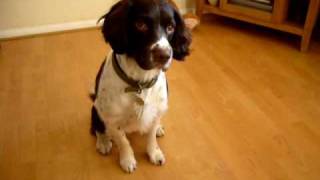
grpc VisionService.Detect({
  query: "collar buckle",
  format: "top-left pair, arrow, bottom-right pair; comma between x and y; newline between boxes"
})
125,86 -> 142,94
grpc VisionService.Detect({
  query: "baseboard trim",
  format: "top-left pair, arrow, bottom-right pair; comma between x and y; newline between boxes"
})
0,8 -> 194,40
0,19 -> 100,40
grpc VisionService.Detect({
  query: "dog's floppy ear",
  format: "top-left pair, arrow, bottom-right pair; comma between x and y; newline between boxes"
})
170,8 -> 192,60
99,0 -> 129,54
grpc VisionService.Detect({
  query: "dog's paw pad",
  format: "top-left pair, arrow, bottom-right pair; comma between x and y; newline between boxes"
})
156,126 -> 165,137
96,137 -> 112,155
120,156 -> 137,173
148,148 -> 165,166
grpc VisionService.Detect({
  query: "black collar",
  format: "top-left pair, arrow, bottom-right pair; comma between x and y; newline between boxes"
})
112,53 -> 158,94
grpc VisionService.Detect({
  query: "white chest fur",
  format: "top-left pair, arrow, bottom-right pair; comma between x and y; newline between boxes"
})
94,52 -> 168,134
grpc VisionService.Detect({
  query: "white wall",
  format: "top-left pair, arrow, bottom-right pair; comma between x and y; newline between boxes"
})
0,0 -> 195,39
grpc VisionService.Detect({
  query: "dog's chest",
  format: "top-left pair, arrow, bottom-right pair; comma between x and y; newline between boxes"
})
97,86 -> 167,133
122,86 -> 168,133
95,59 -> 168,133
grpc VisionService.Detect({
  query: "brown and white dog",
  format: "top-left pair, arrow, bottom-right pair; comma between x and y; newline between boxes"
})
90,0 -> 191,173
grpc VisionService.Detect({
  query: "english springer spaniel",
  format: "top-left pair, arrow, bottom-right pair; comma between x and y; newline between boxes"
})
90,0 -> 191,173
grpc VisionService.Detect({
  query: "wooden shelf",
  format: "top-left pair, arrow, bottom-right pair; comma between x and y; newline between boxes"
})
219,1 -> 273,21
196,0 -> 320,51
202,4 -> 304,35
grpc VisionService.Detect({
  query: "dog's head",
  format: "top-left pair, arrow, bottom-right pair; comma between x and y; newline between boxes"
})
100,0 -> 191,71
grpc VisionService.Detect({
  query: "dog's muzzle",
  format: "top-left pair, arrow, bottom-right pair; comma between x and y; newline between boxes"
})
151,36 -> 172,69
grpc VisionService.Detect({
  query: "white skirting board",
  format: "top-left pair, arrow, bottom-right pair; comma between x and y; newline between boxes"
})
0,19 -> 100,40
0,8 -> 193,40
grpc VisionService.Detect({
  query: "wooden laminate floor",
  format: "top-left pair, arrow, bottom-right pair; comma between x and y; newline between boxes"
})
1,16 -> 320,180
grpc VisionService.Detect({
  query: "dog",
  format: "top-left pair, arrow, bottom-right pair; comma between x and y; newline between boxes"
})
90,0 -> 191,173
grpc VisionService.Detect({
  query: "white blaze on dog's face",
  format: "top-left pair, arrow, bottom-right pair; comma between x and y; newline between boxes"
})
150,36 -> 173,71
101,0 -> 191,71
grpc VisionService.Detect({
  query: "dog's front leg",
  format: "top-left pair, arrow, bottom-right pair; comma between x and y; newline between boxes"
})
109,126 -> 137,173
147,120 -> 165,165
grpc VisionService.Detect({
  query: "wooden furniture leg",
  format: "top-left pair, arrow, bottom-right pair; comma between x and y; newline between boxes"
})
301,0 -> 320,51
196,0 -> 205,17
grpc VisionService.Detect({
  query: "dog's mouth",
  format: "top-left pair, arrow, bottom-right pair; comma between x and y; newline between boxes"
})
156,59 -> 172,71
135,55 -> 172,71
133,46 -> 173,71
152,50 -> 173,71
138,61 -> 170,71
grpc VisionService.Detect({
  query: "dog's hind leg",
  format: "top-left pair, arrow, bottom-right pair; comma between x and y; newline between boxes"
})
91,106 -> 112,155
96,131 -> 112,155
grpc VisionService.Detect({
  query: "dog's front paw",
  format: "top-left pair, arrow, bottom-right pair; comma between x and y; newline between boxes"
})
156,126 -> 165,137
96,134 -> 112,155
148,148 -> 165,166
120,155 -> 137,173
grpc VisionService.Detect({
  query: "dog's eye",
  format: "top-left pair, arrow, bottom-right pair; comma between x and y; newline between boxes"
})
135,20 -> 148,32
166,24 -> 174,34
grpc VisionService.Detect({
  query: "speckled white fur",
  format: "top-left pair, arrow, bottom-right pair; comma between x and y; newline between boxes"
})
94,51 -> 168,173
94,52 -> 168,134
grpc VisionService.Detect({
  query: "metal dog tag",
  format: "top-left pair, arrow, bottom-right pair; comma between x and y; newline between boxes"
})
133,95 -> 144,106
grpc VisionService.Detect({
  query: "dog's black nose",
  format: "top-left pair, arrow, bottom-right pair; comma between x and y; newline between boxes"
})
152,46 -> 171,63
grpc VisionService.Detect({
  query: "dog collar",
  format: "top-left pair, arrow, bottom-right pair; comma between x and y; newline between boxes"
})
112,53 -> 158,94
